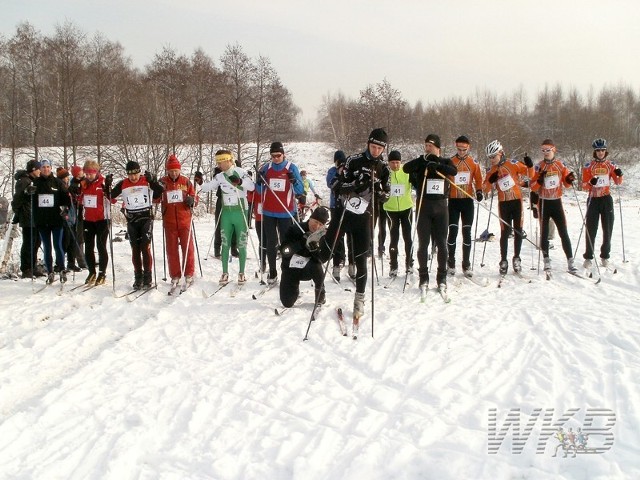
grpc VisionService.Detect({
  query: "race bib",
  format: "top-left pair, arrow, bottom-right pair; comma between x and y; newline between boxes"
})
454,172 -> 470,185
38,194 -> 54,208
345,196 -> 369,214
269,178 -> 286,192
594,175 -> 610,188
223,192 -> 239,206
125,190 -> 150,209
166,190 -> 183,204
290,254 -> 310,269
543,173 -> 560,189
83,194 -> 98,208
426,179 -> 444,195
390,183 -> 405,197
497,175 -> 516,192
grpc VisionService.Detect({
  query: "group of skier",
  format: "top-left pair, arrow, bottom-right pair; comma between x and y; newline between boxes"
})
11,133 -> 623,324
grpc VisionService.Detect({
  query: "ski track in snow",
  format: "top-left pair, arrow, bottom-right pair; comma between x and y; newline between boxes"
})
1,146 -> 639,479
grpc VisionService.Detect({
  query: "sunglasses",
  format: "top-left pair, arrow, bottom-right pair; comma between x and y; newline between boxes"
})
595,148 -> 607,152
270,153 -> 283,159
541,148 -> 553,153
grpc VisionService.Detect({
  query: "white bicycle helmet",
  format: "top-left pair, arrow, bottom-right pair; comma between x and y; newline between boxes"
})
486,140 -> 503,158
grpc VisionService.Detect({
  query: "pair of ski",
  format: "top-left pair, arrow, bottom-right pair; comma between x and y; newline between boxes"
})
497,271 -> 532,288
33,278 -> 66,295
113,285 -> 156,301
203,280 -> 247,298
545,269 -> 601,284
420,284 -> 451,304
168,280 -> 195,297
251,281 -> 277,300
336,307 -> 360,339
275,302 -> 323,322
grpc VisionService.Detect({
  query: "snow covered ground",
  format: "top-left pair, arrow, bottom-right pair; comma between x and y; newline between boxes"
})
0,143 -> 639,480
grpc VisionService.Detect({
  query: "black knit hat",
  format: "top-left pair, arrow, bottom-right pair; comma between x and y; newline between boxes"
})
270,142 -> 285,154
126,161 -> 141,174
368,128 -> 388,147
334,150 -> 346,165
425,134 -> 441,149
388,150 -> 402,161
26,160 -> 42,173
455,135 -> 470,144
309,206 -> 330,224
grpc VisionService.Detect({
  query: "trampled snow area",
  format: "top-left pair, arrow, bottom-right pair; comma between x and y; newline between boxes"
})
1,143 -> 639,480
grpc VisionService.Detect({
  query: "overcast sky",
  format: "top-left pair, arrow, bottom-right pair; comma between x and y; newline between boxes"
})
3,0 -> 639,123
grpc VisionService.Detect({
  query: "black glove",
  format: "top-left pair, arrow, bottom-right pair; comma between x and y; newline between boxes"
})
425,161 -> 438,174
521,180 -> 529,189
523,155 -> 533,168
475,190 -> 483,202
315,194 -> 321,201
185,196 -> 195,208
487,171 -> 499,184
377,190 -> 390,203
296,194 -> 307,205
287,171 -> 297,184
532,206 -> 539,219
590,177 -> 598,186
26,185 -> 37,195
194,171 -> 203,186
144,171 -> 155,183
537,171 -> 547,185
566,172 -> 575,184
60,206 -> 69,218
104,174 -> 113,188
228,173 -> 242,186
614,168 -> 623,177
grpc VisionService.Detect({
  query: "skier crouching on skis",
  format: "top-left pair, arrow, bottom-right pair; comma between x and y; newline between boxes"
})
105,161 -> 164,290
279,206 -> 331,308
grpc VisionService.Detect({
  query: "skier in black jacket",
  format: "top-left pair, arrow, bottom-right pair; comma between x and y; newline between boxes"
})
320,128 -> 391,322
31,159 -> 71,283
279,206 -> 330,308
403,134 -> 458,290
12,160 -> 45,278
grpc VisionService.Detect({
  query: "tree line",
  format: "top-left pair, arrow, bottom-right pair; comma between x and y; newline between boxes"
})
318,79 -> 640,175
0,21 -> 300,183
2,21 -> 638,189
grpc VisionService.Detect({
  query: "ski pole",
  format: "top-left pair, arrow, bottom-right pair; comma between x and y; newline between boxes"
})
616,183 -> 627,263
107,205 -> 117,296
480,193 -> 493,267
471,200 -> 480,271
161,222 -> 167,281
303,205 -> 347,341
191,219 -> 203,276
402,166 -> 428,293
571,185 -> 601,279
205,205 -> 223,260
254,166 -> 305,234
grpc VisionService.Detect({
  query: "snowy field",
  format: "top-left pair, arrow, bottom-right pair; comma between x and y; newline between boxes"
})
1,143 -> 639,480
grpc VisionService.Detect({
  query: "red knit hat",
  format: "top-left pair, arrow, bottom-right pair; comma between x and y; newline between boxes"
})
166,154 -> 181,170
71,165 -> 83,178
